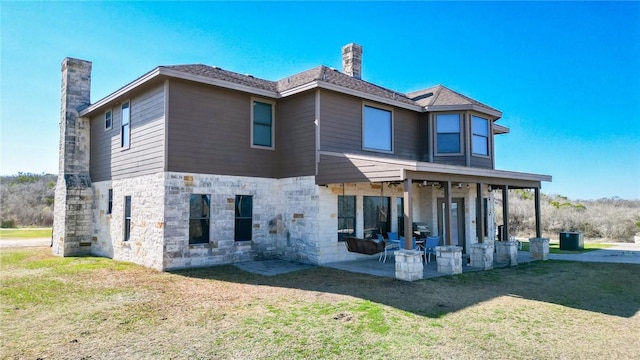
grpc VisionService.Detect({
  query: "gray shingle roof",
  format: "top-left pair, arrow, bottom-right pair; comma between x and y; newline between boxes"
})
162,64 -> 278,92
161,64 -> 497,113
407,85 -> 500,113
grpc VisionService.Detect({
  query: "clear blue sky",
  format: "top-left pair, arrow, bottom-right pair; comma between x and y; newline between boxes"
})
1,1 -> 639,200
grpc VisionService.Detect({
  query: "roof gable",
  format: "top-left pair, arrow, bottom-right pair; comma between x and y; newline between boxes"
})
407,85 -> 501,115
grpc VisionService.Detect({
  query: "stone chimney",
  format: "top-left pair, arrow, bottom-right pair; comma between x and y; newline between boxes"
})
52,58 -> 94,257
342,43 -> 363,79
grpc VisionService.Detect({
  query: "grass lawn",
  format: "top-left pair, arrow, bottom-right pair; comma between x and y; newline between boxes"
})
0,227 -> 52,239
1,247 -> 639,359
518,239 -> 613,254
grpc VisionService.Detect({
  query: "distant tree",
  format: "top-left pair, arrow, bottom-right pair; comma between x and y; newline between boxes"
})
0,173 -> 56,227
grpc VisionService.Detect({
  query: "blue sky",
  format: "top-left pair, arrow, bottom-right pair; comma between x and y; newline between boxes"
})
1,1 -> 639,200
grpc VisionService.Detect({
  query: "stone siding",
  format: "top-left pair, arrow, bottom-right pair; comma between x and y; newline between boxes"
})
53,58 -> 93,257
91,173 -> 165,270
163,173 -> 320,270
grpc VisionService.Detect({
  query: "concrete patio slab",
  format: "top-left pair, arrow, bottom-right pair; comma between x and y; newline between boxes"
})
548,242 -> 640,264
234,259 -> 316,276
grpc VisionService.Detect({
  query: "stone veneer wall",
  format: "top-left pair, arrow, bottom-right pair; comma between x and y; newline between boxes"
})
53,58 -> 93,257
162,173 -> 320,270
91,173 -> 165,270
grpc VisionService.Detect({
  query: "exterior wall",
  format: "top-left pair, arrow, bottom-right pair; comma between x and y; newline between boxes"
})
89,83 -> 166,182
319,90 -> 419,160
166,79 -> 279,178
277,90 -> 317,177
162,173 -> 320,270
91,173 -> 165,270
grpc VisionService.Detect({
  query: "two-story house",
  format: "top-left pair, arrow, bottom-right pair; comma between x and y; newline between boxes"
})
53,43 -> 551,279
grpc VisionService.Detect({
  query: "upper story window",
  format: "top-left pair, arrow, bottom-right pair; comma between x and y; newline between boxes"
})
472,115 -> 489,156
363,104 -> 392,152
436,114 -> 461,154
121,102 -> 130,149
105,110 -> 112,130
251,99 -> 275,149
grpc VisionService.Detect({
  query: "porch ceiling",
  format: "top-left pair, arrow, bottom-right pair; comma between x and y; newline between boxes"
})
316,151 -> 552,189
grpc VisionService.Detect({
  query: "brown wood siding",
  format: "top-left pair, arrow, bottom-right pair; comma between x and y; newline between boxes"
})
277,91 -> 316,177
90,84 -> 165,181
316,154 -> 403,185
433,155 -> 467,166
319,90 -> 419,160
470,156 -> 493,169
166,80 -> 278,177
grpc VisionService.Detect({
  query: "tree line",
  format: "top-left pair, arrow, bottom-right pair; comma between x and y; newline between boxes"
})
495,190 -> 640,242
1,173 -> 639,241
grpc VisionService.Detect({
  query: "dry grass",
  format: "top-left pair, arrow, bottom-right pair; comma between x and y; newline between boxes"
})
1,247 -> 639,359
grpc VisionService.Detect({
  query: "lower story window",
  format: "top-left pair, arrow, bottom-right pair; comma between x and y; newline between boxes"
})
124,196 -> 131,241
337,195 -> 356,241
235,195 -> 253,241
363,196 -> 390,239
189,194 -> 210,244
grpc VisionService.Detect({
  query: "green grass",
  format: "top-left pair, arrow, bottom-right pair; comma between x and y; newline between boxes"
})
1,247 -> 639,359
518,240 -> 613,254
0,227 -> 52,239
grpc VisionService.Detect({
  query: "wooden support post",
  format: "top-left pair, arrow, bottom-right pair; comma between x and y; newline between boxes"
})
477,183 -> 484,243
403,178 -> 413,250
444,181 -> 453,245
502,185 -> 509,241
535,187 -> 542,238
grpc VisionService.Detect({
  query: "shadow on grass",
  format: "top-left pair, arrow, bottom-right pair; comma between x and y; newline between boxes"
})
172,260 -> 640,319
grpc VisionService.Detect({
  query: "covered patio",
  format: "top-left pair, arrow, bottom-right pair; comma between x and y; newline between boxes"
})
324,250 -> 537,279
318,151 -> 552,280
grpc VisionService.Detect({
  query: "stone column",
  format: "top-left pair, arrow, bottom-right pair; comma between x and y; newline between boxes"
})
436,245 -> 463,275
529,238 -> 550,260
495,241 -> 518,266
52,58 -> 93,257
394,249 -> 424,281
470,243 -> 493,270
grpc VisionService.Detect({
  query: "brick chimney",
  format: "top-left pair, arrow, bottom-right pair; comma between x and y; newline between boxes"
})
342,43 -> 363,79
52,58 -> 94,257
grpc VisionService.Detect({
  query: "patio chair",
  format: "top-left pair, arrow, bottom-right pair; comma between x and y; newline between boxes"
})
379,232 -> 401,263
424,236 -> 440,263
399,235 -> 425,263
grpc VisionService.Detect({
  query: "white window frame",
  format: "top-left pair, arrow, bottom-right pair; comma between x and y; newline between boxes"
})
362,102 -> 394,153
121,101 -> 131,150
250,97 -> 276,150
123,195 -> 132,241
471,115 -> 490,157
105,109 -> 112,130
434,113 -> 463,156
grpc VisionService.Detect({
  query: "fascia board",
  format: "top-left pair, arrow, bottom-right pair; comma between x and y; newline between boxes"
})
79,67 -> 280,117
158,67 -> 279,99
79,68 -> 161,117
424,104 -> 502,118
281,81 -> 424,112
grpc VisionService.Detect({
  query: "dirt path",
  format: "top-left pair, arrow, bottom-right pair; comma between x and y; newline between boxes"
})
0,238 -> 51,248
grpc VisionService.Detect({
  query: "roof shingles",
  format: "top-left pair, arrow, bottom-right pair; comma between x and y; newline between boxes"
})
158,64 -> 498,113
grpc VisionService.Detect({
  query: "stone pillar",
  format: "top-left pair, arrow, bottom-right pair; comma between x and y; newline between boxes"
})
436,245 -> 463,275
529,238 -> 550,260
394,249 -> 424,281
495,241 -> 518,266
52,58 -> 93,257
470,243 -> 493,270
342,43 -> 363,79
